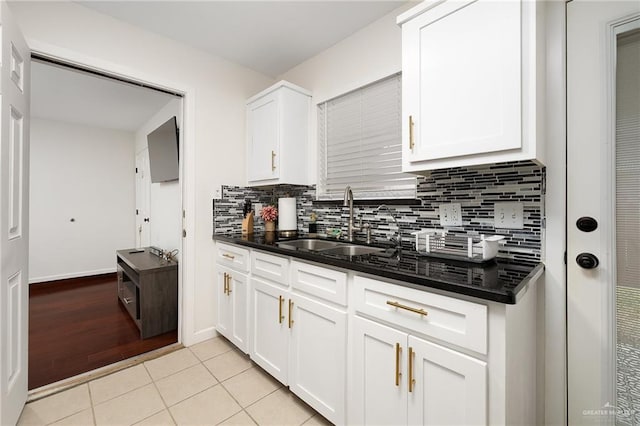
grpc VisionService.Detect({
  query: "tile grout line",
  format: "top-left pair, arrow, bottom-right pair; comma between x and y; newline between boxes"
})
87,365 -> 153,408
86,383 -> 97,426
143,360 -> 178,425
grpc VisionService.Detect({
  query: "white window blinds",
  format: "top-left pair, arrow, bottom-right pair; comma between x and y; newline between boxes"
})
317,74 -> 417,200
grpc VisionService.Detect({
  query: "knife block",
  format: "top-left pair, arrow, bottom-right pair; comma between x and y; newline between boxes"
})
242,211 -> 254,235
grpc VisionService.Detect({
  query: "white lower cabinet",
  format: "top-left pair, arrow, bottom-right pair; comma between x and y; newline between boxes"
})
217,243 -> 539,425
352,316 -> 486,426
251,277 -> 289,383
408,335 -> 486,425
352,316 -> 408,425
289,293 -> 346,424
216,265 -> 249,353
249,253 -> 347,425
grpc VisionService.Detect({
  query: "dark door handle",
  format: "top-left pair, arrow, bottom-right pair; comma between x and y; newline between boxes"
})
144,218 -> 150,223
576,253 -> 599,269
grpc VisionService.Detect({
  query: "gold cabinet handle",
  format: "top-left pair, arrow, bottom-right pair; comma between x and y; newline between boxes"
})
222,253 -> 235,260
395,343 -> 402,387
408,346 -> 415,392
271,150 -> 276,171
227,274 -> 232,294
223,273 -> 228,295
288,299 -> 294,328
386,300 -> 427,317
409,115 -> 415,150
278,295 -> 284,324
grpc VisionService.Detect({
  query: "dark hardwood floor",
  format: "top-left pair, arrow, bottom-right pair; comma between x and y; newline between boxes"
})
29,273 -> 177,390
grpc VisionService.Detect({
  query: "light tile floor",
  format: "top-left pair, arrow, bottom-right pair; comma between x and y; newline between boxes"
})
18,337 -> 332,426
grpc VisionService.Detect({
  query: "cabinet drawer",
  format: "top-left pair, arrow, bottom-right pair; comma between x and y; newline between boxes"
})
251,251 -> 289,286
119,280 -> 139,322
291,261 -> 347,306
353,276 -> 487,354
216,242 -> 250,272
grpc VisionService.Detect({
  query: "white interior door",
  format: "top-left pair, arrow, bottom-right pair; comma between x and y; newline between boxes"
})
135,148 -> 150,247
568,2 -> 640,424
0,2 -> 30,424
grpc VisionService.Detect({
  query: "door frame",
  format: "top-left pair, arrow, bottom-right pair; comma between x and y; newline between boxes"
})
25,40 -> 198,349
567,3 -> 640,423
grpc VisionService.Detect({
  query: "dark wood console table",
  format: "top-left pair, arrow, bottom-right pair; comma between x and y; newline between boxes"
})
116,248 -> 178,339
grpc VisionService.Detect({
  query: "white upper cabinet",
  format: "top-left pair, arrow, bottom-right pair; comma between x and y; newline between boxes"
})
246,81 -> 311,186
397,0 -> 545,172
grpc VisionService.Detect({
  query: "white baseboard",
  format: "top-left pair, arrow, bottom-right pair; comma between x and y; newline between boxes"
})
29,268 -> 117,284
183,326 -> 218,347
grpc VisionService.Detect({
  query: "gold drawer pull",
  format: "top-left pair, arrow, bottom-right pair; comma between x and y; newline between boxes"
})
409,115 -> 415,150
271,150 -> 276,171
279,295 -> 284,324
408,347 -> 415,392
222,253 -> 235,260
395,343 -> 402,387
386,300 -> 427,317
288,299 -> 294,328
223,273 -> 229,295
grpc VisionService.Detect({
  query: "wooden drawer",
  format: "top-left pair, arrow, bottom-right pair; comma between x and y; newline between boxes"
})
353,275 -> 487,354
251,250 -> 289,286
291,261 -> 347,306
216,242 -> 250,272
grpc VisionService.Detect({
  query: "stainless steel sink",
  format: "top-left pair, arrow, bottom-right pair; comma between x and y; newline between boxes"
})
317,245 -> 385,256
276,238 -> 384,256
276,239 -> 344,251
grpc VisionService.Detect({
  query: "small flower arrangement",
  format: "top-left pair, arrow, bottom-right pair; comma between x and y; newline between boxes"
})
260,205 -> 278,222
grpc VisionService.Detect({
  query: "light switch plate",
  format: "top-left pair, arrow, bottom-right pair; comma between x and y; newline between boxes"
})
213,186 -> 222,200
494,202 -> 524,229
439,203 -> 463,227
254,203 -> 263,216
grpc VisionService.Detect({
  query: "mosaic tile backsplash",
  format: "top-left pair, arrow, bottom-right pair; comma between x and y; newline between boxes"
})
213,161 -> 545,262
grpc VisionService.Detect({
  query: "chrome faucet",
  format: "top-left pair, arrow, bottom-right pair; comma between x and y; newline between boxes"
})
343,186 -> 360,242
376,204 -> 402,252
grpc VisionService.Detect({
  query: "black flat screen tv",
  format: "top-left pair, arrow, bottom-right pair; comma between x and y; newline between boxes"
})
147,116 -> 179,183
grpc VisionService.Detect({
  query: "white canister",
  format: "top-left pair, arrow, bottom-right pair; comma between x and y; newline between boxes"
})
278,197 -> 297,232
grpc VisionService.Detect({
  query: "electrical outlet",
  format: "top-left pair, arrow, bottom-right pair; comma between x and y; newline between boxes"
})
254,203 -> 263,216
439,203 -> 463,227
494,202 -> 524,229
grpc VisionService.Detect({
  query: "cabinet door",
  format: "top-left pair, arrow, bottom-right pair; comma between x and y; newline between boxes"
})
408,336 -> 487,426
250,277 -> 289,384
247,92 -> 279,182
216,267 -> 233,342
289,294 -> 347,425
351,316 -> 408,425
228,271 -> 249,353
402,0 -> 521,168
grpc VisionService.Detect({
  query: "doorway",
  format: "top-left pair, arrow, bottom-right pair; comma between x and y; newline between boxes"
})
28,58 -> 183,390
567,1 -> 640,424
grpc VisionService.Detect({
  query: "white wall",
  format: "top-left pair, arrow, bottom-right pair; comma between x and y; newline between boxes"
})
135,98 -> 181,253
10,0 -> 275,345
278,2 -> 413,183
29,118 -> 135,283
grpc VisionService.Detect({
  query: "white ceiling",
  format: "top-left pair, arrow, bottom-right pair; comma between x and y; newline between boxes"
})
76,1 -> 408,77
32,1 -> 407,131
32,60 -> 177,131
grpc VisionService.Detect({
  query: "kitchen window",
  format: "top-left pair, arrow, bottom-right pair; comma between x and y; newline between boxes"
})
317,73 -> 417,200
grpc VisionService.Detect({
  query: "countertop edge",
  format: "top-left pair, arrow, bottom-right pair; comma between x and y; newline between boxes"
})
212,234 -> 544,305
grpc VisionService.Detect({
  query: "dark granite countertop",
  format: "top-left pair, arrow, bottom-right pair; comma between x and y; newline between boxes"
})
212,232 -> 544,304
